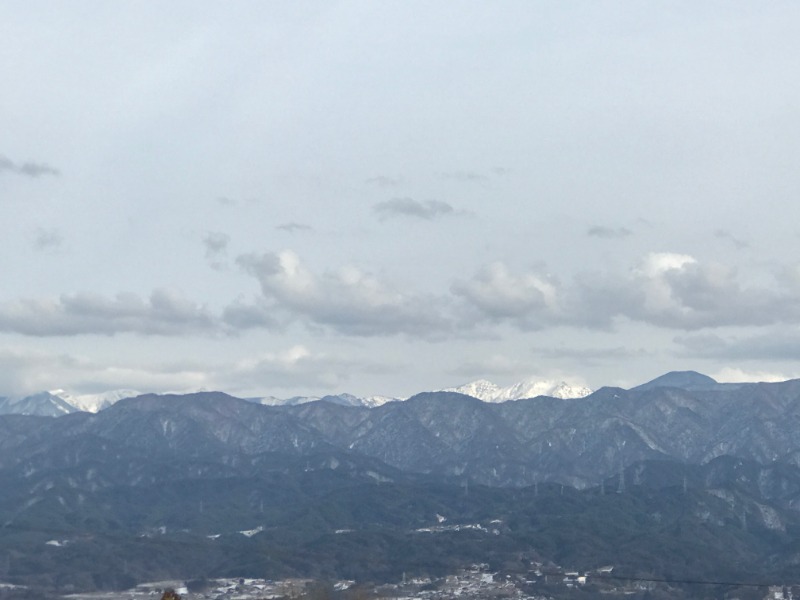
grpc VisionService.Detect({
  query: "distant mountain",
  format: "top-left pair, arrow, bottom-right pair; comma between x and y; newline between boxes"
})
0,391 -> 78,417
0,370 -> 782,419
28,379 -> 798,490
443,378 -> 592,400
247,392 -> 398,408
633,370 -> 740,392
6,385 -> 800,592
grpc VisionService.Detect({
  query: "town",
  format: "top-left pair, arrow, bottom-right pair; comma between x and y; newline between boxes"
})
49,562 -> 797,600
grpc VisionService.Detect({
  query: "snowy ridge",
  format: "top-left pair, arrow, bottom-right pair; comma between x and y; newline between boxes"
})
0,391 -> 77,417
3,378 -> 591,417
51,389 -> 141,413
250,395 -> 319,407
249,393 -> 398,408
443,378 -> 592,401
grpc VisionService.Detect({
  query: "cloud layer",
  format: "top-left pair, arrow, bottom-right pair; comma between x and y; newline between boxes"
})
454,252 -> 800,332
236,250 -> 451,337
0,290 -> 215,337
7,251 -> 800,343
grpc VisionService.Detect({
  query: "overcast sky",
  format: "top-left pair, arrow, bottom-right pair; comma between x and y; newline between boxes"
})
2,1 -> 800,398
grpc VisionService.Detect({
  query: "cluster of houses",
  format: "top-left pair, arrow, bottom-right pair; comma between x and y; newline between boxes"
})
51,562 -> 799,600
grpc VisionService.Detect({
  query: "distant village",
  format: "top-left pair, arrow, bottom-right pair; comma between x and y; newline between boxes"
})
46,561 -> 798,600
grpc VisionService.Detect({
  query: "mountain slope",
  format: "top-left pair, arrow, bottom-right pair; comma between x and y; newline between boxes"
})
0,392 -> 77,417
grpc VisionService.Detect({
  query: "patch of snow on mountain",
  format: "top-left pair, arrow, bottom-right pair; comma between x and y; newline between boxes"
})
52,389 -> 141,413
249,393 -> 399,408
239,526 -> 264,538
250,395 -> 321,406
0,392 -> 78,417
360,395 -> 398,408
447,380 -> 503,400
443,378 -> 591,401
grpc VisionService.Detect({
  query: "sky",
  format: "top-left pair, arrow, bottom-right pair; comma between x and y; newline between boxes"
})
2,1 -> 800,398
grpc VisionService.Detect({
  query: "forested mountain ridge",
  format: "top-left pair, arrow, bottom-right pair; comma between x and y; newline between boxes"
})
4,374 -> 800,593
5,376 -> 800,488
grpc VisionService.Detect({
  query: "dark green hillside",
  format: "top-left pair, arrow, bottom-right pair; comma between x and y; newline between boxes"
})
2,457 -> 800,593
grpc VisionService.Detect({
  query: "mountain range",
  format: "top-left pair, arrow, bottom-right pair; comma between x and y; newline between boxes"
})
0,375 -> 594,417
442,378 -> 592,401
4,370 -> 800,594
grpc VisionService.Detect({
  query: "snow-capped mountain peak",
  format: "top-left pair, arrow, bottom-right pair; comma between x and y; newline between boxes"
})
249,393 -> 399,408
0,391 -> 77,417
444,379 -> 503,400
51,389 -> 141,413
442,378 -> 592,401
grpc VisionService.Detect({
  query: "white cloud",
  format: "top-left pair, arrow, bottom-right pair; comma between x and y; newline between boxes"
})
451,261 -> 561,328
236,250 -> 451,337
222,344 -> 370,391
0,347 -> 210,397
712,367 -> 793,384
0,343 -> 387,397
631,252 -> 700,320
0,290 -> 216,336
625,253 -> 800,329
454,253 -> 800,332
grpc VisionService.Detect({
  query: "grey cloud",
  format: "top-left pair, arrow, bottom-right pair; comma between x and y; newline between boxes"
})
366,175 -> 401,187
0,290 -> 216,337
530,345 -> 651,362
0,343 -> 381,398
373,198 -> 459,221
714,229 -> 749,249
222,298 -> 281,331
586,225 -> 633,239
203,231 -> 229,254
438,170 -> 489,183
675,330 -> 800,361
451,262 -> 562,330
0,155 -> 60,178
573,255 -> 800,330
220,345 -> 372,391
216,196 -> 260,207
566,269 -> 642,329
33,228 -> 64,251
276,222 -> 313,233
454,254 -> 800,332
642,261 -> 798,329
236,250 -> 451,337
0,348 -> 211,397
202,231 -> 230,270
449,354 -> 528,377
